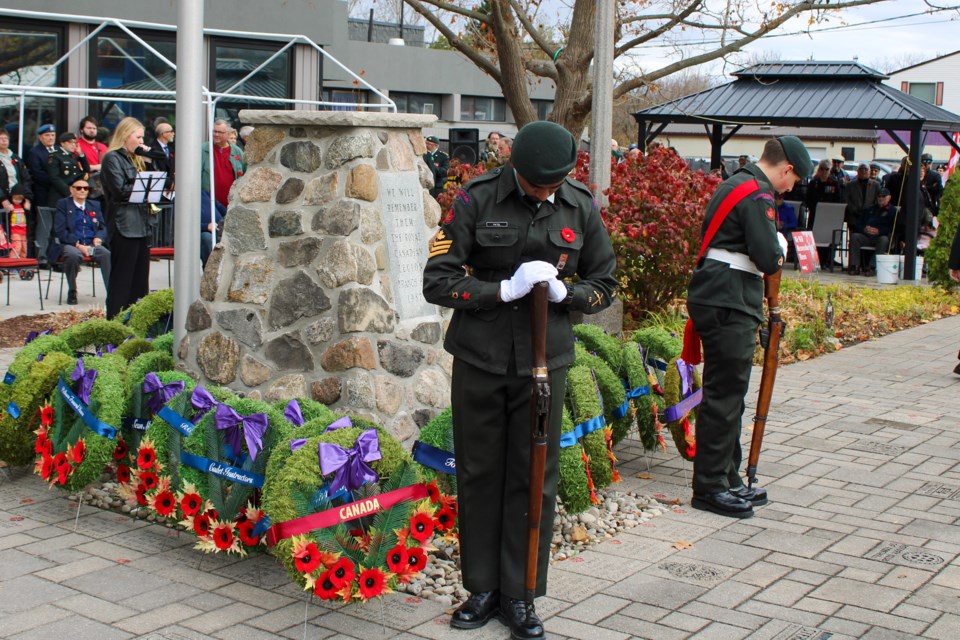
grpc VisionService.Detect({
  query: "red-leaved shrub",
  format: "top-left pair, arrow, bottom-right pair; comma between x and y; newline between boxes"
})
603,148 -> 720,317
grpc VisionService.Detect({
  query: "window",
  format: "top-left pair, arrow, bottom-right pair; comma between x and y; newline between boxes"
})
532,100 -> 553,120
0,19 -> 64,151
391,91 -> 443,118
212,38 -> 293,121
901,81 -> 943,106
90,28 -> 176,133
321,89 -> 369,111
460,95 -> 506,122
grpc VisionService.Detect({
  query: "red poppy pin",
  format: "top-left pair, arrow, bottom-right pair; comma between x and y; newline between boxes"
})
765,208 -> 775,220
561,227 -> 576,243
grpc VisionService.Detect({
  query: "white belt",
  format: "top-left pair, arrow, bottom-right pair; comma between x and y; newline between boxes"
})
705,248 -> 762,276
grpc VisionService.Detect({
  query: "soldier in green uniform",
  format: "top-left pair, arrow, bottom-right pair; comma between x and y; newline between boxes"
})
423,121 -> 617,639
685,136 -> 812,519
48,132 -> 91,207
423,135 -> 450,199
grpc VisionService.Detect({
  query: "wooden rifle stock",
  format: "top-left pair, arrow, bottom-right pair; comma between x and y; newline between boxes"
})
525,283 -> 550,605
747,270 -> 784,489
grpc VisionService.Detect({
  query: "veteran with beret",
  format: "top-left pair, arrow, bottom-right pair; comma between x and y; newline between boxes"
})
48,132 -> 91,207
423,121 -> 617,639
423,135 -> 449,199
685,136 -> 812,519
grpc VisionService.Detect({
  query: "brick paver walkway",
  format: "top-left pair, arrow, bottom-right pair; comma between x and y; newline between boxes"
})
2,314 -> 959,639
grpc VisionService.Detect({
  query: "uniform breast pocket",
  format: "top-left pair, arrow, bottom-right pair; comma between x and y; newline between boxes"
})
474,225 -> 520,268
547,227 -> 584,276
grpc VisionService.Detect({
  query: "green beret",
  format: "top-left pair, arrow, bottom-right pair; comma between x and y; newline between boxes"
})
778,136 -> 813,178
510,121 -> 577,185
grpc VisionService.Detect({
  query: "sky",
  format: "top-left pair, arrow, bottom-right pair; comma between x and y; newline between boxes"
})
356,0 -> 960,80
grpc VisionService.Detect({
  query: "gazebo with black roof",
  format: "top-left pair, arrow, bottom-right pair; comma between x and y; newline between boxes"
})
632,61 -> 960,280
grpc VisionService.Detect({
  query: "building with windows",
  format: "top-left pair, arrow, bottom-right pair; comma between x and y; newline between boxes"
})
0,1 -> 554,157
883,51 -> 960,162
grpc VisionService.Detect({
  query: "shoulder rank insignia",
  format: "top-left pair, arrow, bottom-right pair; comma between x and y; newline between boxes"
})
752,192 -> 775,203
428,229 -> 453,259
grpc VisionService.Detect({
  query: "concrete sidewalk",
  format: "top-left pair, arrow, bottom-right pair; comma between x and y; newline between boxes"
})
2,311 -> 959,638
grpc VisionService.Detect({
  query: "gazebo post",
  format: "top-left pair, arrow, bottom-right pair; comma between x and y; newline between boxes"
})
710,124 -> 723,172
637,120 -> 647,153
903,128 -> 923,281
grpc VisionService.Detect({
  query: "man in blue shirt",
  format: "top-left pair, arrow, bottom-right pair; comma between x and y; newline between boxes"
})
50,177 -> 111,304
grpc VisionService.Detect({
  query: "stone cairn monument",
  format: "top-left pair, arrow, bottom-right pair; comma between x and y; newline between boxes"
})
183,111 -> 450,443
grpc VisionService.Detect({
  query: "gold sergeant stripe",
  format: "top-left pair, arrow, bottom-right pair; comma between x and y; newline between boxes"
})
428,248 -> 452,257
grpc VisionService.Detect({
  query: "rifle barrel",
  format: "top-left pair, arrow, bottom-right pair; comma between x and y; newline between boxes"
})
525,283 -> 550,605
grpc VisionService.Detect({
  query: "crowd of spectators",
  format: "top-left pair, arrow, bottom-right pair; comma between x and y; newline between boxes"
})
0,114 -> 248,307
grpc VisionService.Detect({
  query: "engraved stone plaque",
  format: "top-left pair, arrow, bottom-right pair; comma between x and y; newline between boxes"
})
847,439 -> 908,456
865,417 -> 917,431
380,171 -> 433,320
652,560 -> 732,587
866,541 -> 950,570
771,625 -> 833,640
917,482 -> 960,501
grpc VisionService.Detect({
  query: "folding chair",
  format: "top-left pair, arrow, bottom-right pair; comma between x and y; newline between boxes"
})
150,247 -> 174,287
149,203 -> 175,287
45,251 -> 101,304
0,258 -> 44,310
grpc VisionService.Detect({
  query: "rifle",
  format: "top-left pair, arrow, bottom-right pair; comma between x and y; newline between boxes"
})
746,270 -> 784,489
525,282 -> 550,606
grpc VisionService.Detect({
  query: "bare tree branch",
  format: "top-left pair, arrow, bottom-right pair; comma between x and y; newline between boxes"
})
403,0 -> 502,81
615,1 -> 704,57
508,0 -> 557,58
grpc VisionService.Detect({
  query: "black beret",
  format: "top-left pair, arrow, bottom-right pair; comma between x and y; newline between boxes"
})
425,136 -> 440,144
778,136 -> 813,178
59,132 -> 77,144
510,121 -> 577,185
878,188 -> 891,197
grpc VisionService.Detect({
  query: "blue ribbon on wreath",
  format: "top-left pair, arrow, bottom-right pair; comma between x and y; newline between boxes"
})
612,383 -> 651,419
57,376 -> 117,439
157,405 -> 195,437
180,451 -> 265,488
559,414 -> 606,448
412,440 -> 456,475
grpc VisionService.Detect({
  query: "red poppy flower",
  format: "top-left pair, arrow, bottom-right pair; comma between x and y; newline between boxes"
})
409,513 -> 434,543
434,507 -> 455,532
294,542 -> 323,574
440,495 -> 458,517
116,464 -> 131,485
153,490 -> 176,516
193,513 -> 212,538
180,493 -> 201,516
561,227 -> 576,243
113,439 -> 128,461
236,520 -> 259,547
139,471 -> 159,491
357,567 -> 387,601
40,438 -> 53,457
135,483 -> 148,506
69,440 -> 86,464
205,508 -> 219,521
406,547 -> 426,573
34,431 -> 48,454
425,480 -> 440,504
39,404 -> 54,426
313,570 -> 341,600
39,454 -> 53,480
53,452 -> 70,473
213,523 -> 234,550
385,544 -> 408,574
328,557 -> 356,588
137,445 -> 156,470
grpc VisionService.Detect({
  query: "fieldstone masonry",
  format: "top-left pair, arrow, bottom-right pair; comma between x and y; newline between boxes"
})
184,111 -> 451,442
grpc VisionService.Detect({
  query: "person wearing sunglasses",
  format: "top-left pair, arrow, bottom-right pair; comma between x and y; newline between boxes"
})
49,176 -> 110,305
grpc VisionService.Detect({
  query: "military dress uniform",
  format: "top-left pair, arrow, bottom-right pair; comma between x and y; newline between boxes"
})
48,148 -> 90,207
423,146 -> 449,198
422,165 -> 617,602
686,163 -> 784,500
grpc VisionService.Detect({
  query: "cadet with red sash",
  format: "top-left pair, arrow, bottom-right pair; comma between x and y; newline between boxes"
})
683,136 -> 812,519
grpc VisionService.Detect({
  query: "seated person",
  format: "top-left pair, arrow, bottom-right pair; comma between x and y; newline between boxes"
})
848,189 -> 897,276
775,193 -> 798,234
201,190 -> 226,268
49,177 -> 110,305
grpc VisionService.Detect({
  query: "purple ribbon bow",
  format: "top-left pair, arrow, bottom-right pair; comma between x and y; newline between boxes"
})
289,416 -> 354,452
214,403 -> 269,462
676,359 -> 695,398
24,329 -> 52,345
143,373 -> 185,413
318,428 -> 381,494
70,358 -> 97,404
284,399 -> 304,427
190,386 -> 216,424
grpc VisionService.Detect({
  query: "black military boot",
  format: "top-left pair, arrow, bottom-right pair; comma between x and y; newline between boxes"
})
499,595 -> 544,639
450,590 -> 499,629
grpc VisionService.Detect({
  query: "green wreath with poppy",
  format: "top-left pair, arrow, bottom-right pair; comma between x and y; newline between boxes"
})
662,357 -> 701,461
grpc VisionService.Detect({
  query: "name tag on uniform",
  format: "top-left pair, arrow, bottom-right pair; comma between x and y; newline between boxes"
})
485,221 -> 508,227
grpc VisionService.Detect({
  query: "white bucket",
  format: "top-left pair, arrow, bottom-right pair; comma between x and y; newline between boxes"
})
898,256 -> 924,282
875,255 -> 899,284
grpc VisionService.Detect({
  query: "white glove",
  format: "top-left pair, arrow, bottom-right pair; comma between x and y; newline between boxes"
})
546,278 -> 567,303
777,232 -> 789,259
499,261 -> 558,302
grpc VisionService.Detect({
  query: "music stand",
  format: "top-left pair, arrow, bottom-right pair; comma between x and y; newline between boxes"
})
130,171 -> 168,204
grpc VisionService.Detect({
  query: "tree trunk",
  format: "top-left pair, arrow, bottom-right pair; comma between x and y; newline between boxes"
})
489,1 -> 537,128
548,1 -> 595,140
